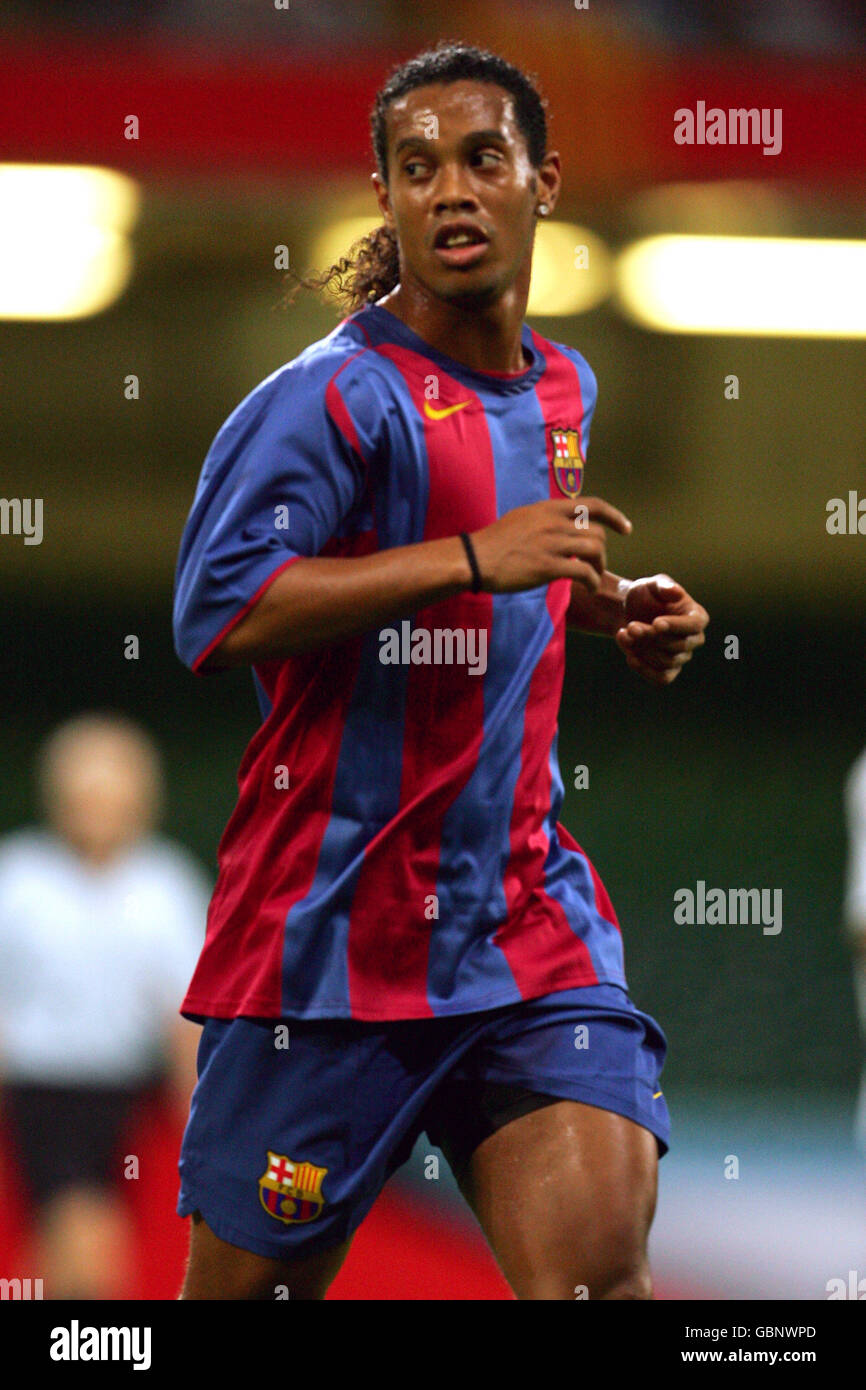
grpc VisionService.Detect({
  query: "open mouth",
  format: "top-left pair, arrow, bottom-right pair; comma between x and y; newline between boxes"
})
433,222 -> 490,267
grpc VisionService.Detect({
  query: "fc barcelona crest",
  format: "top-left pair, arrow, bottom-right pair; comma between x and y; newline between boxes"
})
550,427 -> 584,498
259,1150 -> 328,1225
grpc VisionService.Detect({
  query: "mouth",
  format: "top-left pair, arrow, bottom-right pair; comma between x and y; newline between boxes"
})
432,221 -> 490,268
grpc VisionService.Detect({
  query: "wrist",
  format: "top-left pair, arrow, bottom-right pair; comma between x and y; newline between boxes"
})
566,572 -> 630,636
614,576 -> 632,632
458,532 -> 484,593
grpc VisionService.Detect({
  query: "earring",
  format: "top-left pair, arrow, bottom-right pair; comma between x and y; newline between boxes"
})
537,203 -> 550,217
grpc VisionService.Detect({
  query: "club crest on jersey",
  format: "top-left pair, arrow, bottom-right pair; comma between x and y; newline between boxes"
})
550,427 -> 584,498
259,1151 -> 328,1225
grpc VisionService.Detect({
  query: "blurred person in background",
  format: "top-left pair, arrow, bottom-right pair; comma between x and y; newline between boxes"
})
0,713 -> 209,1298
844,748 -> 866,1151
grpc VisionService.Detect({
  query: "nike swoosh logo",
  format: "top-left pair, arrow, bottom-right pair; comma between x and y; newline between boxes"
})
423,400 -> 471,420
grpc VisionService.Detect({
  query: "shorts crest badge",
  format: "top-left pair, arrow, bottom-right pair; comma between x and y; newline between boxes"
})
550,427 -> 585,499
259,1150 -> 328,1225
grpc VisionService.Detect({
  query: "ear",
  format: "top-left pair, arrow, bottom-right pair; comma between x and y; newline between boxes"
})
371,172 -> 394,226
535,151 -> 562,216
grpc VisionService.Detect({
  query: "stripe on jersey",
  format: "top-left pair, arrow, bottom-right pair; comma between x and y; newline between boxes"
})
426,377 -> 552,1009
493,577 -> 599,991
345,342 -> 497,1018
490,336 -> 602,991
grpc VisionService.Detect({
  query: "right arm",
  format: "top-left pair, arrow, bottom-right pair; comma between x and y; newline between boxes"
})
207,497 -> 631,669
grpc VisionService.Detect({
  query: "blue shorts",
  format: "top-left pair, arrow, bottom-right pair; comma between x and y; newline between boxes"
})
177,984 -> 669,1260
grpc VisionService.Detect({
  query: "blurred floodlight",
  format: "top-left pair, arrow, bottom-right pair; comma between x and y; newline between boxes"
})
0,165 -> 140,321
312,217 -> 612,316
616,235 -> 866,337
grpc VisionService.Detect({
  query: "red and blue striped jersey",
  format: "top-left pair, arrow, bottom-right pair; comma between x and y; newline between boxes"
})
173,302 -> 627,1020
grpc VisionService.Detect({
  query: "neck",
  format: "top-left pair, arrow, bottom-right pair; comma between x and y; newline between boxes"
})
377,273 -> 530,374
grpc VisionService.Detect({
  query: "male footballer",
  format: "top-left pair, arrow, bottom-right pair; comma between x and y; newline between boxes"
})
173,42 -> 709,1300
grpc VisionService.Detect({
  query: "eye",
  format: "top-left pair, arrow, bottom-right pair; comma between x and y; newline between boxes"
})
473,149 -> 503,167
403,158 -> 429,177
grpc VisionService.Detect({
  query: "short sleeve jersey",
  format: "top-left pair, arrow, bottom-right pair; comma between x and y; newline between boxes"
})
173,302 -> 627,1021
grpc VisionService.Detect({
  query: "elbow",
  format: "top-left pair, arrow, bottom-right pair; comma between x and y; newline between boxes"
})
200,627 -> 248,670
201,608 -> 290,668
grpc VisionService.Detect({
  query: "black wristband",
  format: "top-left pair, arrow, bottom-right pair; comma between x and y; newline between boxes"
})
459,532 -> 483,593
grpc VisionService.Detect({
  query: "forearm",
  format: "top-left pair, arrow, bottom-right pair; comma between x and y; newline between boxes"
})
209,534 -> 473,666
167,1017 -> 201,1120
565,570 -> 631,636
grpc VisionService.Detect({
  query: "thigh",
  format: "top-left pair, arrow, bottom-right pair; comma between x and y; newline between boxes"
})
2,1082 -> 141,1206
459,1097 -> 658,1300
428,985 -> 670,1299
180,1210 -> 352,1300
177,1012 -> 477,1296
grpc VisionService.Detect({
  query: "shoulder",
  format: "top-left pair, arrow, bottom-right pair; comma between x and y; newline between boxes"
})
0,831 -> 70,925
0,827 -> 62,878
125,836 -> 211,895
535,330 -> 598,400
318,311 -> 411,430
119,840 -> 211,945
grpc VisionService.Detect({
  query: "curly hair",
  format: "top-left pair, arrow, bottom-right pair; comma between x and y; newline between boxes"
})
287,41 -> 548,315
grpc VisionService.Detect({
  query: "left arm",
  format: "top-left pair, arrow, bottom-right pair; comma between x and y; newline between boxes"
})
566,570 -> 709,686
565,570 -> 632,637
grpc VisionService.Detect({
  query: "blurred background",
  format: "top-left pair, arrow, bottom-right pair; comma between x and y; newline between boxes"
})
1,0 -> 865,1299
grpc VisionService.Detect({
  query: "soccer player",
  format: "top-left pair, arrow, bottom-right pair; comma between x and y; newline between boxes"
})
0,713 -> 207,1298
173,42 -> 709,1300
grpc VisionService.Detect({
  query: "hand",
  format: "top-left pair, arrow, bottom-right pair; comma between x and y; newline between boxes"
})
615,574 -> 708,686
471,496 -> 631,596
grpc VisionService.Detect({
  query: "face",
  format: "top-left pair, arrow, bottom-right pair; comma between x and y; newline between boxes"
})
46,731 -> 159,865
373,80 -> 560,306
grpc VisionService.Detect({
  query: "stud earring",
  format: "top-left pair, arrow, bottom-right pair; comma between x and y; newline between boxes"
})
537,203 -> 550,217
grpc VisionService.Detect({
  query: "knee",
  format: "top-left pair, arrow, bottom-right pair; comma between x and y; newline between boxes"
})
522,1239 -> 654,1301
597,1258 -> 654,1300
588,1198 -> 655,1300
577,1214 -> 654,1299
523,1257 -> 653,1301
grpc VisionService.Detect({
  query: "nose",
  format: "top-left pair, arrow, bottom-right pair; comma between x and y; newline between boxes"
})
432,161 -> 479,215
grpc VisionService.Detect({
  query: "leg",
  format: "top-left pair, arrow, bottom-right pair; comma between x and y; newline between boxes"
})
2,1082 -> 141,1298
453,1098 -> 659,1300
36,1185 -> 133,1299
179,1210 -> 353,1300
